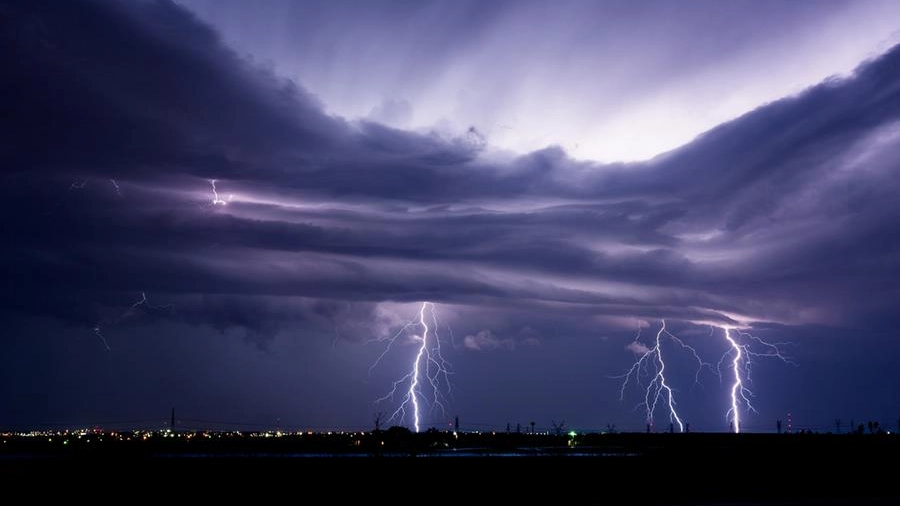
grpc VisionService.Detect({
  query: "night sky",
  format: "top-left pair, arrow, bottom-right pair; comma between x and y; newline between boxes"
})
2,0 -> 900,434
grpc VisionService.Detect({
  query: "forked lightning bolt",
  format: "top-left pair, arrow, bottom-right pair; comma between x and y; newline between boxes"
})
618,319 -> 712,432
90,292 -> 170,351
122,291 -> 171,319
718,326 -> 794,433
371,302 -> 452,432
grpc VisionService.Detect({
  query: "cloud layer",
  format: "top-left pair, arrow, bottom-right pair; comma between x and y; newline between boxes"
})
2,0 -> 900,430
5,0 -> 900,340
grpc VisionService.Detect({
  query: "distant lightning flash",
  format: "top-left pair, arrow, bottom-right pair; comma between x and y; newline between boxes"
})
122,291 -> 171,319
618,319 -> 713,432
48,177 -> 122,215
209,179 -> 232,206
718,326 -> 794,433
69,178 -> 88,190
93,324 -> 111,351
90,292 -> 171,351
372,302 -> 452,433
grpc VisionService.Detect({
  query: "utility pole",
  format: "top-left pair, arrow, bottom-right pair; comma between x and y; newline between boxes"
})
170,407 -> 175,432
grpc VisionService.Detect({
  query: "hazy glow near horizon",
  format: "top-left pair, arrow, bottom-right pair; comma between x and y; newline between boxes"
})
181,0 -> 900,162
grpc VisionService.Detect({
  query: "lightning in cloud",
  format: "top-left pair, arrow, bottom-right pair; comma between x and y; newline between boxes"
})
209,179 -> 232,206
69,178 -> 88,190
718,326 -> 794,433
617,319 -> 713,432
90,292 -> 171,351
370,302 -> 452,433
93,324 -> 111,351
49,177 -> 123,215
121,291 -> 171,319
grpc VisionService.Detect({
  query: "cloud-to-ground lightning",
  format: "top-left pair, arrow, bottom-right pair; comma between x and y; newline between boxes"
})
718,326 -> 794,433
370,302 -> 452,433
617,319 -> 713,432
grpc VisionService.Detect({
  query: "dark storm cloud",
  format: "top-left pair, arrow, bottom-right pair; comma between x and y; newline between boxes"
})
3,0 -> 900,346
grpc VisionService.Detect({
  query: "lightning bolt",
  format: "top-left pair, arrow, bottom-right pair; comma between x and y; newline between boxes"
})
718,326 -> 794,433
371,302 -> 452,433
121,291 -> 171,319
48,177 -> 122,215
210,179 -> 229,206
617,319 -> 713,432
93,324 -> 111,351
90,292 -> 171,351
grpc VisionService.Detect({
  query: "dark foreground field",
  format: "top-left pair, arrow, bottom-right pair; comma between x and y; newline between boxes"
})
1,431 -> 897,505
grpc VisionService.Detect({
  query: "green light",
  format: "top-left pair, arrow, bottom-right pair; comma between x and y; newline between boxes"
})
568,431 -> 577,437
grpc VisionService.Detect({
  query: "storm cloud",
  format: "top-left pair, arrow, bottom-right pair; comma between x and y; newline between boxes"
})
2,0 -> 899,430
